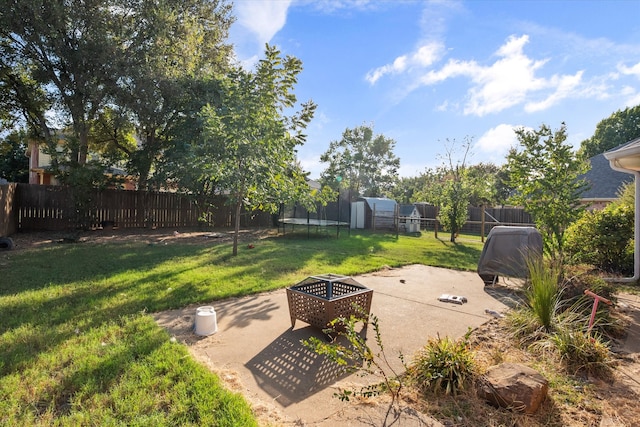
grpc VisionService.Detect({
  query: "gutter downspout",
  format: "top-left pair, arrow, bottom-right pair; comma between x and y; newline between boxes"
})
604,163 -> 640,283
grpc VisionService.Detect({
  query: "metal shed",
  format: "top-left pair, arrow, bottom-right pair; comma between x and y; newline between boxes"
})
352,197 -> 397,230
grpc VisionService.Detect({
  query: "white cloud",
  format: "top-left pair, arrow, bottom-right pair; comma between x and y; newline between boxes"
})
371,32 -> 624,117
524,71 -> 584,113
365,41 -> 444,84
623,88 -> 640,108
234,1 -> 293,44
463,35 -> 550,116
619,61 -> 640,79
474,124 -> 523,164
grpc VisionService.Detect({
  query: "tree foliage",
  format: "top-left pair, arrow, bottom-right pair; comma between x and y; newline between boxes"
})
579,105 -> 640,159
565,203 -> 634,274
414,138 -> 473,243
197,45 -> 316,255
320,124 -> 400,199
0,129 -> 29,182
1,0 -> 122,164
435,139 -> 473,242
109,0 -> 234,190
506,123 -> 589,261
0,0 -> 234,190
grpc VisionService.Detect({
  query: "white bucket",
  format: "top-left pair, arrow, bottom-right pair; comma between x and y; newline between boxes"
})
194,306 -> 218,336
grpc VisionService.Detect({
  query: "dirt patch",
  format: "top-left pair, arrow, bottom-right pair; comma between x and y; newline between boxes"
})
6,227 -> 276,251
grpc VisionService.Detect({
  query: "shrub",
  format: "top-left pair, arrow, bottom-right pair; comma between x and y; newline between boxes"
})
564,203 -> 634,274
410,330 -> 475,396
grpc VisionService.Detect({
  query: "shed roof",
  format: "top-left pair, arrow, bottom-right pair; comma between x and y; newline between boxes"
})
359,197 -> 397,212
399,204 -> 419,216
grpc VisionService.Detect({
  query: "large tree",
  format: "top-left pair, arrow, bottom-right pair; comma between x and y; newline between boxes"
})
579,105 -> 640,158
109,0 -> 234,190
1,0 -> 121,165
320,124 -> 400,199
506,123 -> 589,262
197,45 -> 316,255
1,0 -> 234,189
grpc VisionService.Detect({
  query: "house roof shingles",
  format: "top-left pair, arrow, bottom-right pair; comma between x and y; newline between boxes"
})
580,152 -> 634,200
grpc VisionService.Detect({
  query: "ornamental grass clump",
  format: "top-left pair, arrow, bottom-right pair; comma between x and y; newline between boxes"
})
550,325 -> 612,377
525,257 -> 561,332
410,329 -> 475,396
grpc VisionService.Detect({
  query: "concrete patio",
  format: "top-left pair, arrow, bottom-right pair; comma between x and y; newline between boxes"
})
153,264 -> 518,426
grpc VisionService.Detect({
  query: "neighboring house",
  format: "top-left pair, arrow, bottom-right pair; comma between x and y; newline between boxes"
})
580,150 -> 634,210
27,139 -> 61,185
26,139 -> 136,190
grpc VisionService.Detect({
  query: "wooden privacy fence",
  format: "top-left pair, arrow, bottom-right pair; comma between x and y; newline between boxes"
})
6,184 -> 272,232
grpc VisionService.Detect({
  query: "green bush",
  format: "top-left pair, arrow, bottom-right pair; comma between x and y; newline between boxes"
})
564,203 -> 634,274
410,330 -> 475,396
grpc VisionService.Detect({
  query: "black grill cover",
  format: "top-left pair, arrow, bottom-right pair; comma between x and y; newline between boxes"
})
477,226 -> 543,284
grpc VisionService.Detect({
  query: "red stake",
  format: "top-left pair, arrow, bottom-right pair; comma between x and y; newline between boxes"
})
584,289 -> 612,332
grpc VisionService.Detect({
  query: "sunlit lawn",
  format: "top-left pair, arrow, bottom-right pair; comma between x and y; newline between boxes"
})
0,228 -> 483,426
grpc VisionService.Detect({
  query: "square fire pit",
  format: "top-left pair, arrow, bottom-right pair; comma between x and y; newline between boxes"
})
286,274 -> 373,330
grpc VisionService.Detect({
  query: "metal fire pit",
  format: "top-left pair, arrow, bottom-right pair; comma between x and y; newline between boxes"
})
286,274 -> 373,330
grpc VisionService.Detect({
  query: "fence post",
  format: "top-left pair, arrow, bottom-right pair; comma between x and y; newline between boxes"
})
434,207 -> 438,239
395,204 -> 399,238
481,206 -> 485,243
372,203 -> 376,231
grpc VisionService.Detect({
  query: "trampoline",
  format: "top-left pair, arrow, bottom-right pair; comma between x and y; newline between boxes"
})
279,217 -> 350,238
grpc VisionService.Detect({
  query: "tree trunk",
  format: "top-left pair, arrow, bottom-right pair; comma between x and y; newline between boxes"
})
232,198 -> 242,256
78,128 -> 88,165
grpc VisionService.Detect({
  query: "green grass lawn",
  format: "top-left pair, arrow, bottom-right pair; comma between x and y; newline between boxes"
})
0,229 -> 483,426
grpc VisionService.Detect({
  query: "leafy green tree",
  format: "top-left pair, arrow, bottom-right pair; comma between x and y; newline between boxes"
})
1,0 -> 122,165
110,0 -> 234,190
466,162 -> 501,207
320,124 -> 400,199
493,166 -> 515,207
434,139 -> 473,243
565,203 -> 634,274
579,105 -> 640,158
390,174 -> 435,204
197,45 -> 316,255
1,0 -> 234,190
413,138 -> 472,242
0,129 -> 29,182
0,57 -> 51,139
506,123 -> 589,262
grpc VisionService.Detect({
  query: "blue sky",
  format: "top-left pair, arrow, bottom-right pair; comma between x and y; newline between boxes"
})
228,0 -> 640,179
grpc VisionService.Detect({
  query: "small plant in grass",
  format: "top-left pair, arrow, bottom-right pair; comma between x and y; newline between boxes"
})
409,329 -> 475,396
302,307 -> 405,412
